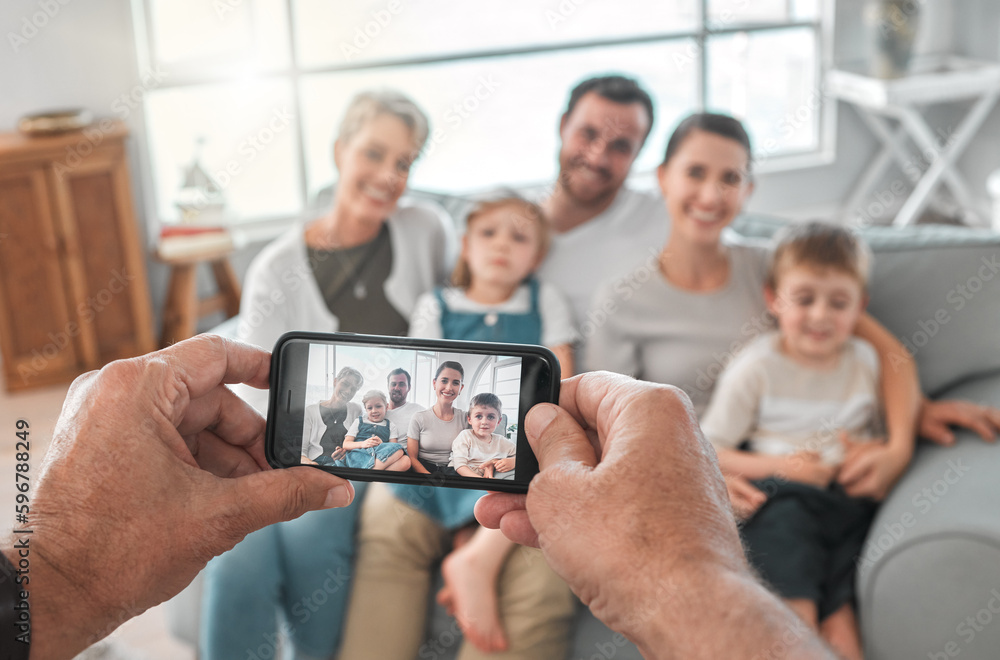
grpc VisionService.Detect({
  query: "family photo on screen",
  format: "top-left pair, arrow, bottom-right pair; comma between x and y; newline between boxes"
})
300,343 -> 520,481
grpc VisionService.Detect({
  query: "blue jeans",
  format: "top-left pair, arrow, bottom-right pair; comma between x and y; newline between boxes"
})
199,482 -> 369,660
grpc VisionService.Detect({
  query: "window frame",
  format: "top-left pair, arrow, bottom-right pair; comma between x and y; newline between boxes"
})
129,0 -> 837,233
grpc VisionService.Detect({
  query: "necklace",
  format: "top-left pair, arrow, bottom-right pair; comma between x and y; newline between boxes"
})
311,223 -> 387,303
353,279 -> 367,300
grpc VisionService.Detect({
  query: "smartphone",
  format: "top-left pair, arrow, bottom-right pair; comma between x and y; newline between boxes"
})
265,331 -> 560,493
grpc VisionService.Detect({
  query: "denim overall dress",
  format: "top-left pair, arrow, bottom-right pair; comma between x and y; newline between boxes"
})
319,416 -> 405,469
389,278 -> 543,529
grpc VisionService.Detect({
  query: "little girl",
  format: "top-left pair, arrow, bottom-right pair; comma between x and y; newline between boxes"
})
406,194 -> 576,652
319,390 -> 410,472
410,195 -> 576,369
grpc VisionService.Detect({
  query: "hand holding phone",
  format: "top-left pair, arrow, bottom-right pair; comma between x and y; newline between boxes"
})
265,332 -> 559,493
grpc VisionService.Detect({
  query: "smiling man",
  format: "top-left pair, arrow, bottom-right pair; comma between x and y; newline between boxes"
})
537,75 -> 670,352
384,367 -> 424,435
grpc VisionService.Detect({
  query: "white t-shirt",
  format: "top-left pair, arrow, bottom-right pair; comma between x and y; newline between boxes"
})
535,186 -> 669,348
408,282 -> 576,347
449,429 -> 517,476
700,332 -> 882,465
385,401 -> 425,438
345,416 -> 400,441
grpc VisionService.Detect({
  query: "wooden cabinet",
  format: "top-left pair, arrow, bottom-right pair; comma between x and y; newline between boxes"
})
0,121 -> 155,390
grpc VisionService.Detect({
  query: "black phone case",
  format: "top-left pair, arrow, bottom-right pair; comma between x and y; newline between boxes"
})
265,330 -> 561,494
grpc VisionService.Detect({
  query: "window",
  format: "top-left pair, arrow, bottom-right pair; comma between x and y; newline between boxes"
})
412,351 -> 435,410
471,356 -> 522,437
133,0 -> 832,226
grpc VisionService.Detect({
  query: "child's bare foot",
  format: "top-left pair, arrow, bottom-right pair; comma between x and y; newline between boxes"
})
436,525 -> 478,614
440,544 -> 508,653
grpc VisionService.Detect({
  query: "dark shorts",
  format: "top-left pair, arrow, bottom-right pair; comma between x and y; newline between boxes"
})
425,461 -> 457,477
741,478 -> 878,620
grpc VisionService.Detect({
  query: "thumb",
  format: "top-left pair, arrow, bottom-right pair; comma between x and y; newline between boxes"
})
524,403 -> 598,471
523,404 -> 596,549
217,467 -> 354,539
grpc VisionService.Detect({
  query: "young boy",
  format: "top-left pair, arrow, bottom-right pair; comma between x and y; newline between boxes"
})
701,221 -> 894,660
450,393 -> 516,480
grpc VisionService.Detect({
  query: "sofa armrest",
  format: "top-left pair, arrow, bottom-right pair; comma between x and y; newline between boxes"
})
857,371 -> 1000,659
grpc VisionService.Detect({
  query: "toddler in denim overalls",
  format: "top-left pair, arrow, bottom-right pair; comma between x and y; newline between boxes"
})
389,195 -> 576,652
329,390 -> 410,472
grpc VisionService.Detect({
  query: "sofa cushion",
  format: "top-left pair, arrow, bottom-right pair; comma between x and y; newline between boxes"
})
732,216 -> 1000,397
855,371 -> 1000,659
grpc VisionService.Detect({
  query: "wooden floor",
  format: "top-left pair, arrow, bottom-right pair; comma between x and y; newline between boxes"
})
0,376 -> 195,660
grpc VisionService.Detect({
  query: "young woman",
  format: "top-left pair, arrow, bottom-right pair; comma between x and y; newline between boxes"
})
407,361 -> 469,475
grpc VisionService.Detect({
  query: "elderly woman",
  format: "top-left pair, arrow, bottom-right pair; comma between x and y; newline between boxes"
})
200,90 -> 454,660
300,366 -> 364,464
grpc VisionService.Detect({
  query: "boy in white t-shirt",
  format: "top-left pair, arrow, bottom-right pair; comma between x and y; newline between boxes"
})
701,221 -> 899,660
450,393 -> 516,480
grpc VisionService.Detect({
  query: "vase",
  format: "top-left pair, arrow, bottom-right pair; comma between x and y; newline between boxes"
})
864,0 -> 922,78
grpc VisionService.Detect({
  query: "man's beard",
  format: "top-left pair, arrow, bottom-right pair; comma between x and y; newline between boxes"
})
558,160 -> 615,205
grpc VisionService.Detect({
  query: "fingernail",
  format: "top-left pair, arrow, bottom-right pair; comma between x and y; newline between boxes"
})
526,404 -> 557,437
324,484 -> 353,509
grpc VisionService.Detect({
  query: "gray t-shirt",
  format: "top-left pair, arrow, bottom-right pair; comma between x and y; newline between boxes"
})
407,407 -> 469,466
585,236 -> 771,416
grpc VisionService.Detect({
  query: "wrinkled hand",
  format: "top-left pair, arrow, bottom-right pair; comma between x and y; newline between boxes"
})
493,457 -> 515,473
725,474 -> 767,521
22,336 -> 354,660
776,451 -> 839,489
475,372 -> 744,645
837,432 -> 910,500
920,398 -> 1000,446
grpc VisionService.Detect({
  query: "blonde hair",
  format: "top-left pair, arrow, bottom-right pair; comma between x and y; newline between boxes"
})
361,390 -> 388,406
452,195 -> 551,288
768,221 -> 872,292
336,89 -> 430,153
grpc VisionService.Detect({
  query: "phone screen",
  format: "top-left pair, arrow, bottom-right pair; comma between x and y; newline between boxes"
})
266,332 -> 558,493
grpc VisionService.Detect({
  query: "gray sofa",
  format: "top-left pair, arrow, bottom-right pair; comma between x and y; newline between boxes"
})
167,216 -> 1000,660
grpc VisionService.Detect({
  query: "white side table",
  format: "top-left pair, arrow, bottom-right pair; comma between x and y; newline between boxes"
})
826,55 -> 1000,226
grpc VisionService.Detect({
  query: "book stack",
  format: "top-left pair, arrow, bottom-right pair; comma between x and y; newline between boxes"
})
157,225 -> 233,260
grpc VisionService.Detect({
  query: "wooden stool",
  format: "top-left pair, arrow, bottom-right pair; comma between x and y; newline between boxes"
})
156,244 -> 242,348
